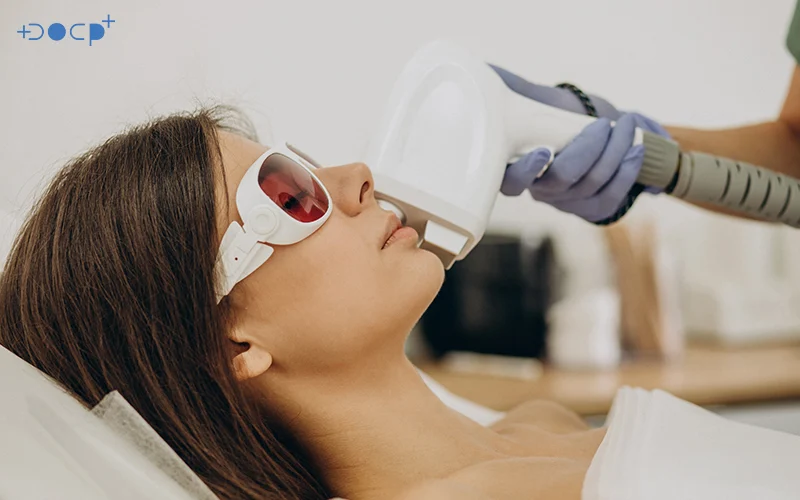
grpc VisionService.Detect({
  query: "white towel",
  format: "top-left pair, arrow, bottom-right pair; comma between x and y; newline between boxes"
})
583,387 -> 800,500
91,392 -> 218,499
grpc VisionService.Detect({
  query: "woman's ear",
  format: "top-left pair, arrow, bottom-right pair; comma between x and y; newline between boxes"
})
227,328 -> 273,381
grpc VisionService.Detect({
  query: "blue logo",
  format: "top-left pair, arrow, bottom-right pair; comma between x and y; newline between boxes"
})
17,15 -> 115,46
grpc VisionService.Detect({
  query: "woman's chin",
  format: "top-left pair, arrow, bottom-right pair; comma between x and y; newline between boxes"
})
382,245 -> 445,316
411,248 -> 446,300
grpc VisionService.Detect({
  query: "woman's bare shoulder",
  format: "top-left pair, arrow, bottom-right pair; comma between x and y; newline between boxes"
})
491,399 -> 589,434
391,479 -> 493,500
393,456 -> 586,500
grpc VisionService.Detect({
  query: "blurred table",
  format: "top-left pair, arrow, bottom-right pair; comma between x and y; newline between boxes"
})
420,343 -> 800,415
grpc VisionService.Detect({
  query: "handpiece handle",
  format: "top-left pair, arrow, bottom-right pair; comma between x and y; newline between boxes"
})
502,89 -> 647,168
503,87 -> 599,162
639,132 -> 800,227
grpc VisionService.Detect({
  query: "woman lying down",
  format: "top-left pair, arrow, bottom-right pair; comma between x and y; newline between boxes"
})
1,107 -> 796,500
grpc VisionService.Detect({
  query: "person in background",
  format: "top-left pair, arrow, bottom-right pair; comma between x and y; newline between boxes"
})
496,1 -> 800,225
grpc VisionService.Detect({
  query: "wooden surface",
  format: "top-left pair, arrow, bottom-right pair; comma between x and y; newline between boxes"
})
420,343 -> 800,415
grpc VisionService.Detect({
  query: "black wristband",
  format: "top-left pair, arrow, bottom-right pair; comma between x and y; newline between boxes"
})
555,82 -> 599,118
555,82 -> 643,226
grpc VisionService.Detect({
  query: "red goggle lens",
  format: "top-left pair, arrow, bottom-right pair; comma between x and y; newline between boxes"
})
257,153 -> 329,223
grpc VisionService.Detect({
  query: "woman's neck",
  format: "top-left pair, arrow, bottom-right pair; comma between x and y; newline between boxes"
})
264,355 -> 513,499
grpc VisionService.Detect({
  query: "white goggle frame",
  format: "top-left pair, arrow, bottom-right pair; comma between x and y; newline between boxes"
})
215,143 -> 331,303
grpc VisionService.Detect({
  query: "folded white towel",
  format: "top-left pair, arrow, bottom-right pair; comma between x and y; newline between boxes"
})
584,387 -> 800,500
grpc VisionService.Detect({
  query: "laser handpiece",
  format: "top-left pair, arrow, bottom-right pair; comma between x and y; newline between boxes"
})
365,41 -> 800,269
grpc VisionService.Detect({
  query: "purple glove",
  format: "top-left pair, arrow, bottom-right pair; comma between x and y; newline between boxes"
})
501,114 -> 664,222
491,65 -> 670,223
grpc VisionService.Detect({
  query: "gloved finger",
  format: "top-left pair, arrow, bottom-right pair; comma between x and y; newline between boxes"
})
531,118 -> 612,195
550,144 -> 645,222
501,148 -> 553,196
545,113 -> 638,202
629,112 -> 670,138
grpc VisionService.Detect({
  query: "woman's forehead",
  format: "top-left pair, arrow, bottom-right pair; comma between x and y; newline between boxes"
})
215,130 -> 268,239
217,129 -> 268,181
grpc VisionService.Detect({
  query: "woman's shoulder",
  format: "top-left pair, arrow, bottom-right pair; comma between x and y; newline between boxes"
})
391,478 -> 492,500
392,456 -> 586,500
489,399 -> 606,461
388,399 -> 601,500
491,398 -> 589,434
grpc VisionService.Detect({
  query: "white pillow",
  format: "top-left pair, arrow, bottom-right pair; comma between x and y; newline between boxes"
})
0,345 -> 207,499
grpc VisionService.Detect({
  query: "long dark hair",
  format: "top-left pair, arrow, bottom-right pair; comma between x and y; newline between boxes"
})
0,106 -> 328,499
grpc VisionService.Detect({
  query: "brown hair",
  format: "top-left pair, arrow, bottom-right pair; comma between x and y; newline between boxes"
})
0,107 -> 328,499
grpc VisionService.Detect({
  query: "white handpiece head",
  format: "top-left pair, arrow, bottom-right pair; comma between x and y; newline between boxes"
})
365,40 -> 599,268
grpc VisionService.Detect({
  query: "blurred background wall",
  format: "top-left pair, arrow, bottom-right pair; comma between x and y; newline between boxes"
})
2,0 -> 798,322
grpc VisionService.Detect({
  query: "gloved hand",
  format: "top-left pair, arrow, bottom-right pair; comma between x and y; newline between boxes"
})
491,65 -> 671,223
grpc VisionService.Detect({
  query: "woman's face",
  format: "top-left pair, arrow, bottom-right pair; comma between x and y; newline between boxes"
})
215,131 -> 444,377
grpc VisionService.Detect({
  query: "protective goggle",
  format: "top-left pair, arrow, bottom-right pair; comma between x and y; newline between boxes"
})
215,143 -> 332,303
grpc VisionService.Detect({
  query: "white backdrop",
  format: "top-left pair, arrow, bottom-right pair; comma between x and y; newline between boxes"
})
2,0 -> 798,310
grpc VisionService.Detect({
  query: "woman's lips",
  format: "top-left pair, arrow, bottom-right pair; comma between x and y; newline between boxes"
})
382,226 -> 418,249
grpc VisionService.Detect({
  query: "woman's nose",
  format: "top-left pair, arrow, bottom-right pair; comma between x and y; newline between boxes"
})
316,163 -> 375,216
